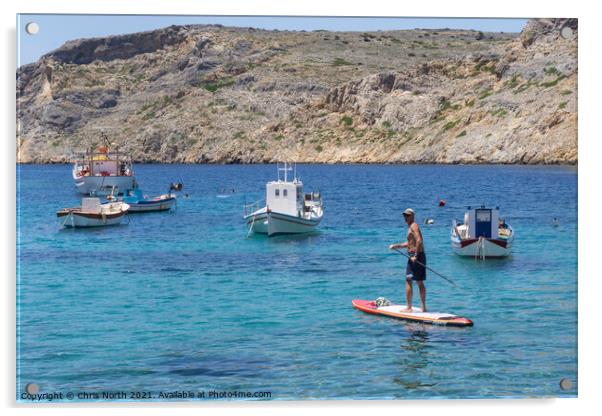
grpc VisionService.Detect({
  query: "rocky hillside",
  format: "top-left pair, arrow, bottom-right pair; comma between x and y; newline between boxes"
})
16,19 -> 577,164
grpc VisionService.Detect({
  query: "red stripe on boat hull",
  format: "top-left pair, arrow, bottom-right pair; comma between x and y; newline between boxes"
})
459,238 -> 507,248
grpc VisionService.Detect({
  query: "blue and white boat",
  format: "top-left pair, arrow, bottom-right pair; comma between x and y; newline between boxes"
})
244,163 -> 323,236
120,188 -> 177,213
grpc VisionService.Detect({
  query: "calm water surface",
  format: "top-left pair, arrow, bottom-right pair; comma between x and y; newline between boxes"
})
16,164 -> 577,400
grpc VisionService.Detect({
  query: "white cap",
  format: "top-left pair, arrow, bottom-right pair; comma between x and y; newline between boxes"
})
402,208 -> 415,216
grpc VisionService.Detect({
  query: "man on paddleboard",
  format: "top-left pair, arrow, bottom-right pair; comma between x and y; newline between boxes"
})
389,208 -> 427,312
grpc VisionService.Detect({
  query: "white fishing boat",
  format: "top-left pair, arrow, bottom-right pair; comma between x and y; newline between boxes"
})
57,198 -> 130,228
451,206 -> 514,258
244,163 -> 323,236
72,138 -> 136,196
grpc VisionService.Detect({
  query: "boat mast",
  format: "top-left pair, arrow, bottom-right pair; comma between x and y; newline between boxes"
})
278,162 -> 293,182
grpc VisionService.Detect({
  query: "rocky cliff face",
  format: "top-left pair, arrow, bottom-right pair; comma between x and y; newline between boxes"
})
16,20 -> 577,164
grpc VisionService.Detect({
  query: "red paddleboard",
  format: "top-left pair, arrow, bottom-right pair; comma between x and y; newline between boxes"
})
352,299 -> 473,327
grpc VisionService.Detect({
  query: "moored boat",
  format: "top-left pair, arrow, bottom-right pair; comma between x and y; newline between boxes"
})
72,137 -> 136,196
451,206 -> 514,258
120,188 -> 177,212
244,163 -> 323,236
57,198 -> 130,228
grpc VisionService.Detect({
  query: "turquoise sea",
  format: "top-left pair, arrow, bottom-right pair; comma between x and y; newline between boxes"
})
16,164 -> 577,401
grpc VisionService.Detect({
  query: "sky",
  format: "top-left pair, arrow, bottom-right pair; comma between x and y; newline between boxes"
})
17,14 -> 529,66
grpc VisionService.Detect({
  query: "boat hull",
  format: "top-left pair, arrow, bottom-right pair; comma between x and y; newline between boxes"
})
245,211 -> 321,236
451,237 -> 511,258
73,174 -> 137,196
127,197 -> 176,212
57,210 -> 128,228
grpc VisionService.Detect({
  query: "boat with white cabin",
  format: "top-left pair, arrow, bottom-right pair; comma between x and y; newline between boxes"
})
57,198 -> 130,228
244,163 -> 323,236
72,137 -> 137,196
451,206 -> 514,258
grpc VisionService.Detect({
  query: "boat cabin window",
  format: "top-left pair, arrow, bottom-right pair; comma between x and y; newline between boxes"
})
275,189 -> 279,197
476,210 -> 491,222
475,209 -> 493,238
283,189 -> 288,197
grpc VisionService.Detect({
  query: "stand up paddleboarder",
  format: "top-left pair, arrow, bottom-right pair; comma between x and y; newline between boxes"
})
389,208 -> 427,312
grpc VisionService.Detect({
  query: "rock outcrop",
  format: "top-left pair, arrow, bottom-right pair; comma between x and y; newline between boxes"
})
16,20 -> 577,164
43,25 -> 190,65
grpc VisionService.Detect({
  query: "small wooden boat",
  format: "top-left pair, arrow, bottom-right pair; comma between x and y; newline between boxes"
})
451,206 -> 514,258
57,198 -> 130,228
121,188 -> 176,212
244,162 -> 323,236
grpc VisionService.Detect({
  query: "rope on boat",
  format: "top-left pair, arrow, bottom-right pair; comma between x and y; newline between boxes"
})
246,214 -> 257,238
481,237 -> 486,260
60,211 -> 71,228
95,174 -> 106,197
475,237 -> 486,260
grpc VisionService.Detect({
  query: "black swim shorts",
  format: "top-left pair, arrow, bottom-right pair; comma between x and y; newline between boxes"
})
406,252 -> 426,281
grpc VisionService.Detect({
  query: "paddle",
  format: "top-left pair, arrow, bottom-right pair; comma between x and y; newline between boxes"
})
391,247 -> 457,287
